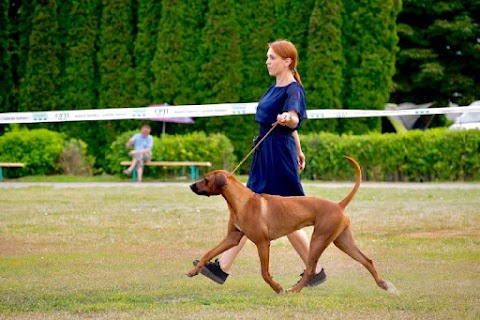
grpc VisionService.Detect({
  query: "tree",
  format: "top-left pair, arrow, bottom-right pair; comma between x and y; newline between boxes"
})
393,0 -> 480,107
235,0 -> 277,102
58,0 -> 98,112
151,0 -> 207,106
341,0 -> 401,134
0,0 -> 13,114
97,0 -> 135,110
273,0 -> 316,66
8,0 -> 35,112
216,0 -> 278,166
303,0 -> 345,133
19,0 -> 62,112
197,0 -> 243,104
56,0 -> 100,156
193,0 -> 247,163
133,0 -> 162,108
96,0 -> 136,167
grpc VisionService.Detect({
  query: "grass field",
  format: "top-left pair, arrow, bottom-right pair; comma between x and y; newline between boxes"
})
1,182 -> 479,319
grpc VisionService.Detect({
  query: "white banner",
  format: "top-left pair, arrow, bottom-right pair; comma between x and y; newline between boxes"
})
0,103 -> 479,124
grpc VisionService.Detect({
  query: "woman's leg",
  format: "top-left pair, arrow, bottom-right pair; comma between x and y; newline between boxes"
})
287,229 -> 322,274
219,235 -> 248,272
194,235 -> 248,284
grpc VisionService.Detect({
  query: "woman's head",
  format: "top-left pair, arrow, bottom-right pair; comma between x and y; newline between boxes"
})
267,40 -> 302,84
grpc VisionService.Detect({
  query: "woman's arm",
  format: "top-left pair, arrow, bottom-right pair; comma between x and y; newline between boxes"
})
292,130 -> 305,171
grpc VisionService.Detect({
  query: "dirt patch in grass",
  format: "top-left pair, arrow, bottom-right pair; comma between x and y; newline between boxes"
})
404,229 -> 477,238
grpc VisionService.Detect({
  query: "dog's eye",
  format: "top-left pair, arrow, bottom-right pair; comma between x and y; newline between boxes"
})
203,178 -> 208,183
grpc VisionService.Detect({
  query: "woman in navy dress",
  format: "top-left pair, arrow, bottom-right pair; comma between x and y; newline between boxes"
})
246,80 -> 307,196
195,40 -> 326,287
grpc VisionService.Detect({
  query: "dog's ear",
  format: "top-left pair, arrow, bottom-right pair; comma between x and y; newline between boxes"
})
214,173 -> 228,191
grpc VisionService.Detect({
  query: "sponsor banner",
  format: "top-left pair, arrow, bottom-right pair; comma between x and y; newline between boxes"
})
1,103 -> 479,124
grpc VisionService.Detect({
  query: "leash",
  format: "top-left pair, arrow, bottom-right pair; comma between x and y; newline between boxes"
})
231,121 -> 279,174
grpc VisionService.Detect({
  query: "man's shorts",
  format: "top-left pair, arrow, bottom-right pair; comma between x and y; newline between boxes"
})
133,151 -> 152,168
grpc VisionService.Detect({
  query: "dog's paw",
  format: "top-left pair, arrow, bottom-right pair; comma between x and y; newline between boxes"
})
186,269 -> 199,278
274,287 -> 286,294
384,281 -> 400,295
286,286 -> 302,293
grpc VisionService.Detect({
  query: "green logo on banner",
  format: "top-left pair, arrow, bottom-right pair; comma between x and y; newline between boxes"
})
32,113 -> 48,121
132,108 -> 147,118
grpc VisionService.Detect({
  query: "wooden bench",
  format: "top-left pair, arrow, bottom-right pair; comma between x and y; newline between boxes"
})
0,162 -> 25,181
120,161 -> 212,182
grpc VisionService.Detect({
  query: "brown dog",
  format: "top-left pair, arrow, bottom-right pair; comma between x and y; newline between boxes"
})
187,156 -> 394,294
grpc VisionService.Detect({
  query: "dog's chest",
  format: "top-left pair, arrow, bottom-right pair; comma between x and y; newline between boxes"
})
230,211 -> 243,232
231,197 -> 267,233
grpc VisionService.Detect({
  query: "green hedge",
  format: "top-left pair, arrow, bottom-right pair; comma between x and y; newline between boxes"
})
301,128 -> 480,182
0,127 -> 65,176
1,127 -> 478,182
106,131 -> 237,177
0,127 -> 94,177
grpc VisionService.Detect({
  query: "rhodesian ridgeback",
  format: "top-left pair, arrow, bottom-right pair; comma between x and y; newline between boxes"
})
187,156 -> 395,294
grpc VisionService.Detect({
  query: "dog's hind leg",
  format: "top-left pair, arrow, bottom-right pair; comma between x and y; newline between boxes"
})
333,225 -> 389,291
287,231 -> 334,293
288,215 -> 349,293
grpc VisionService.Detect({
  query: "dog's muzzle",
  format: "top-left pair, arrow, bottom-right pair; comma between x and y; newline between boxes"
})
190,183 -> 210,197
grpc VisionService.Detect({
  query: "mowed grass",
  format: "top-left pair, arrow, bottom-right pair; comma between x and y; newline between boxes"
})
0,183 -> 479,319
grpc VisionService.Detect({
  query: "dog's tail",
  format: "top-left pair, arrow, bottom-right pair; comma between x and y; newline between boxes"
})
338,156 -> 362,209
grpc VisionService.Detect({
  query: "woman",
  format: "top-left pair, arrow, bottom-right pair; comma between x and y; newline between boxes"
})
194,40 -> 326,287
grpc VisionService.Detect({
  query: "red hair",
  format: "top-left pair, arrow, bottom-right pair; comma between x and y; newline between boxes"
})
268,40 -> 302,85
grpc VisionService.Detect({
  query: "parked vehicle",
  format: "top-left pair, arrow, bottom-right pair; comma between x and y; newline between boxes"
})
448,101 -> 480,130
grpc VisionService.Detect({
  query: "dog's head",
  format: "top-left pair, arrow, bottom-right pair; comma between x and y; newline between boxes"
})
190,170 -> 229,197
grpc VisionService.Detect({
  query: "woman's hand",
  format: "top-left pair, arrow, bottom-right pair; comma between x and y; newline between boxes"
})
277,112 -> 291,125
276,111 -> 299,128
298,150 -> 305,171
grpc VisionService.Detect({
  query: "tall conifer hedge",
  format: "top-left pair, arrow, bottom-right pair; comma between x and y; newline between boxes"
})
58,0 -> 98,112
8,0 -> 34,111
0,0 -> 13,113
19,0 -> 62,112
151,0 -> 207,106
3,0 -> 407,168
235,0 -> 277,102
341,0 -> 401,134
304,0 -> 344,133
134,0 -> 162,108
97,0 -> 135,110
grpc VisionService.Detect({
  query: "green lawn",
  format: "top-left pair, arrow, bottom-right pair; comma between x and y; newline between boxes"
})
0,183 -> 479,319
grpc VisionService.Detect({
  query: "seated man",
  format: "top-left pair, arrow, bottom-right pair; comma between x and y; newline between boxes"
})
123,124 -> 153,182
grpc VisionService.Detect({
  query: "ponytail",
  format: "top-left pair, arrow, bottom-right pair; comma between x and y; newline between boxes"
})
293,69 -> 302,86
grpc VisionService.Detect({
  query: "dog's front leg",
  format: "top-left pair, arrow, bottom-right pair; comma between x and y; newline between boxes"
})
187,229 -> 244,278
256,240 -> 284,294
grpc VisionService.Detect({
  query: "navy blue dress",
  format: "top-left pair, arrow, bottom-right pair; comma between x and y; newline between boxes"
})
246,82 -> 308,196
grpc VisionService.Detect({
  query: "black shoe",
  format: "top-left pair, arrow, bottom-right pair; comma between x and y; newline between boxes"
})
296,268 -> 327,287
193,259 -> 229,285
